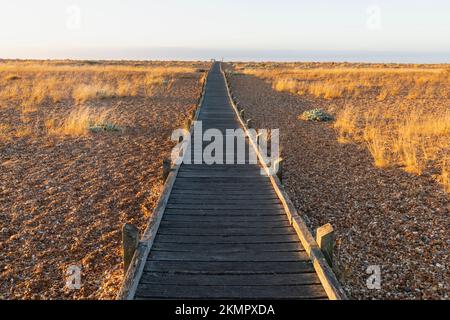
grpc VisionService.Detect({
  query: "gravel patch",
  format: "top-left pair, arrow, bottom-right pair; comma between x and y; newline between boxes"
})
0,72 -> 205,299
228,73 -> 449,300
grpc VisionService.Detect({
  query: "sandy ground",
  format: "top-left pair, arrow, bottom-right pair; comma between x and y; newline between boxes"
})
0,68 -> 206,299
228,72 -> 449,300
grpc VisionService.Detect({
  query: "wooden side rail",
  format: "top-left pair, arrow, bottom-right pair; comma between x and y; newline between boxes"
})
221,63 -> 347,300
116,66 -> 211,300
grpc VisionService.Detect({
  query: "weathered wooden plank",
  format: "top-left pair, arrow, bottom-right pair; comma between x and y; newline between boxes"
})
151,242 -> 303,252
193,117 -> 238,121
180,168 -> 267,172
163,208 -> 286,216
159,220 -> 291,229
198,111 -> 235,115
190,132 -> 247,137
173,180 -> 272,186
176,169 -> 267,174
155,234 -> 301,244
173,177 -> 270,183
180,162 -> 258,166
179,168 -> 262,173
157,226 -> 296,236
144,260 -> 314,273
202,101 -> 231,105
135,283 -> 326,299
169,193 -> 276,200
170,191 -> 277,197
149,250 -> 309,262
139,272 -> 320,286
197,116 -> 236,120
168,198 -> 280,205
179,169 -> 260,173
173,176 -> 269,183
162,214 -> 288,223
175,175 -> 266,181
165,203 -> 284,210
183,153 -> 252,159
177,172 -> 267,178
172,181 -> 270,188
170,187 -> 276,194
168,194 -> 279,200
180,164 -> 258,169
205,97 -> 232,101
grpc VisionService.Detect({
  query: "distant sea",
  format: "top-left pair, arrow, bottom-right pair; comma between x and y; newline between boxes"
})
2,48 -> 449,64
132,48 -> 450,64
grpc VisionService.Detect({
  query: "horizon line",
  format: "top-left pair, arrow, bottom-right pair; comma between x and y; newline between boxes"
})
1,48 -> 449,64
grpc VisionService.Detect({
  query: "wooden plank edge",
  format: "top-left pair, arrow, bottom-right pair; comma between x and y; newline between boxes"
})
220,62 -> 348,300
116,63 -> 212,300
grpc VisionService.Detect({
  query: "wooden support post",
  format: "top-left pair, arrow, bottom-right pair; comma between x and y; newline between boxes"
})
276,158 -> 283,183
316,223 -> 334,267
183,118 -> 192,132
162,158 -> 171,182
122,223 -> 140,273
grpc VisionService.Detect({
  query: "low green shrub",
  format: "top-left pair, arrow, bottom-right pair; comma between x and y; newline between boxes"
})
299,108 -> 333,122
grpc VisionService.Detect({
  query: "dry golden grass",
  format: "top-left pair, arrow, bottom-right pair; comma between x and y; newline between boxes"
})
0,60 -> 203,141
0,60 -> 197,110
46,106 -> 111,136
0,60 -> 195,75
73,84 -> 117,103
334,106 -> 450,189
236,62 -> 450,192
239,64 -> 450,100
334,105 -> 358,143
363,127 -> 389,168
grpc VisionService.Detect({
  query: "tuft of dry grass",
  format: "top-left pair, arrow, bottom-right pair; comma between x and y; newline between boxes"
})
363,127 -> 389,168
116,79 -> 138,97
73,84 -> 117,103
334,105 -> 450,188
46,106 -> 112,136
334,106 -> 358,143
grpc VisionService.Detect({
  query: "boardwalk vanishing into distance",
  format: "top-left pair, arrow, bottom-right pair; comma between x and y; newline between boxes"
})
119,62 -> 344,300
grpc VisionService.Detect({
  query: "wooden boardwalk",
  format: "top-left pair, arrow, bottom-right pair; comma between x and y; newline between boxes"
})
127,62 -> 335,300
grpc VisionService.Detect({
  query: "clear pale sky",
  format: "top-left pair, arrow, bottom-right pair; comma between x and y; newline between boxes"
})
1,0 -> 449,62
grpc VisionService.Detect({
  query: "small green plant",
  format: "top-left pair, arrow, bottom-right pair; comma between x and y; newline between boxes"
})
89,122 -> 122,133
299,108 -> 333,122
